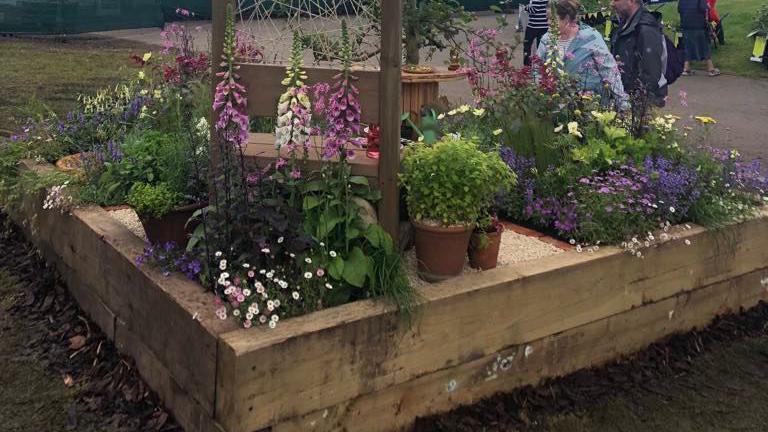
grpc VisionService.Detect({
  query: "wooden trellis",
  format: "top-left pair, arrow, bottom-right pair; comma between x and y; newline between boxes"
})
210,0 -> 403,241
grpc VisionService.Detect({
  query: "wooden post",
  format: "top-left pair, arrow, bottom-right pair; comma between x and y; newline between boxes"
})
378,0 -> 403,244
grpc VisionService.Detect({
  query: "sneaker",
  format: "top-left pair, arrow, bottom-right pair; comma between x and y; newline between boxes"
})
682,70 -> 694,76
708,68 -> 721,76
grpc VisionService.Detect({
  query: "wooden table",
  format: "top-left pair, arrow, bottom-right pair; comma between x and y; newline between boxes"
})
401,67 -> 466,126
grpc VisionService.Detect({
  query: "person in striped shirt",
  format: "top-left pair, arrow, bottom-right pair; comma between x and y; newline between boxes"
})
523,0 -> 550,65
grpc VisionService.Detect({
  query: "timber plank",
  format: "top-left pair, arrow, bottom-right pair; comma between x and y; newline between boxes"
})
271,268 -> 768,432
16,161 -> 238,417
216,213 -> 768,432
244,133 -> 380,179
115,319 -> 226,432
14,183 -> 118,339
237,63 -> 381,123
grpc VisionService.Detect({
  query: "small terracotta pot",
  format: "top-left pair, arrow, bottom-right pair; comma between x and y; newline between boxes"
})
412,220 -> 472,282
468,224 -> 504,270
138,202 -> 207,247
55,152 -> 94,179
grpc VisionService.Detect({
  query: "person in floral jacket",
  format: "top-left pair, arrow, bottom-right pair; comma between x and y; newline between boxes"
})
536,0 -> 629,109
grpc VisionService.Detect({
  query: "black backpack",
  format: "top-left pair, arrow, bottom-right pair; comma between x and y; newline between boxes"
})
663,34 -> 684,85
636,14 -> 684,86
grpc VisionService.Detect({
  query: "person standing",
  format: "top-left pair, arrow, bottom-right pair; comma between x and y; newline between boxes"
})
707,0 -> 725,44
523,0 -> 550,65
536,0 -> 629,108
679,0 -> 721,75
610,0 -> 668,107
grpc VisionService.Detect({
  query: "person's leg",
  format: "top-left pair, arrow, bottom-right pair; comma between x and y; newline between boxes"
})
682,31 -> 694,75
523,26 -> 536,66
706,58 -> 721,75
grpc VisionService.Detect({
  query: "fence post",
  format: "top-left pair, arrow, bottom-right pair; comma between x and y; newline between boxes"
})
379,0 -> 403,245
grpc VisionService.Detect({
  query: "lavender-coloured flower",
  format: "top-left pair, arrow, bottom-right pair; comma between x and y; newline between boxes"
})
213,5 -> 249,149
314,21 -> 363,160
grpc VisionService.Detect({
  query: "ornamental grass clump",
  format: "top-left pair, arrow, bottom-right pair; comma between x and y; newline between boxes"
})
401,137 -> 515,227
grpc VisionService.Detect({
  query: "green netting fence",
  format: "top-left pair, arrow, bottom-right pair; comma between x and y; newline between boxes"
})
0,0 -> 516,35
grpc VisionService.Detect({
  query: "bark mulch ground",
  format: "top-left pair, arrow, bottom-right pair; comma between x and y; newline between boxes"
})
0,214 -> 179,432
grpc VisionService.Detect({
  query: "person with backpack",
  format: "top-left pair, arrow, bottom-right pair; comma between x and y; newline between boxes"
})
610,0 -> 671,107
536,0 -> 629,109
679,0 -> 721,76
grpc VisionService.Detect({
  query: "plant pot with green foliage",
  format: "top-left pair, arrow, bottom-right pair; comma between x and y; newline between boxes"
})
77,129 -> 209,247
127,182 -> 206,246
400,136 -> 514,282
468,216 -> 504,270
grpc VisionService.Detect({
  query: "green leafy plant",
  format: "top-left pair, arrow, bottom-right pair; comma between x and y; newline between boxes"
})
127,182 -> 181,219
400,136 -> 515,226
751,4 -> 768,36
79,130 -> 207,207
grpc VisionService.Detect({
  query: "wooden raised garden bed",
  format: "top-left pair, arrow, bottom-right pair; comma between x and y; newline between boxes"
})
14,160 -> 768,432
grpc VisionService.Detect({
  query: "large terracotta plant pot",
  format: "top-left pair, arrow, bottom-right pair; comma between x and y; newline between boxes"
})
138,202 -> 206,247
468,224 -> 504,270
412,220 -> 472,282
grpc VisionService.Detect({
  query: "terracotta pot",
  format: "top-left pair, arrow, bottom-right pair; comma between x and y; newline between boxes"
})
412,220 -> 472,282
138,202 -> 207,247
468,224 -> 504,270
55,152 -> 94,179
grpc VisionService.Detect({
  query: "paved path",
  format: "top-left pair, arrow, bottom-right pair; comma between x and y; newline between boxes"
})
90,14 -> 768,162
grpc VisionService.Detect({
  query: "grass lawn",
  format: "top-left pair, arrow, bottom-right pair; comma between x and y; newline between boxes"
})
0,37 -> 155,136
658,0 -> 768,78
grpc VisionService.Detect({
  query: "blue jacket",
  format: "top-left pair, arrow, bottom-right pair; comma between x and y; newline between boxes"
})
537,24 -> 629,108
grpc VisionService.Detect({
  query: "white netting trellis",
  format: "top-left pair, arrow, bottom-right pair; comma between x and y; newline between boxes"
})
235,0 -> 382,66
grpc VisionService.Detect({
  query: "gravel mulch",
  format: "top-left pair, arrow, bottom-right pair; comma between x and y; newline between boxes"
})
107,208 -> 146,241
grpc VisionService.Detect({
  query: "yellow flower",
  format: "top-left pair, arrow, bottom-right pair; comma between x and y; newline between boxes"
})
138,71 -> 146,80
581,94 -> 593,100
457,104 -> 471,114
472,108 -> 486,117
567,121 -> 582,138
447,109 -> 458,116
554,124 -> 564,133
694,115 -> 717,124
591,110 -> 616,125
492,129 -> 503,136
142,52 -> 152,62
437,113 -> 446,120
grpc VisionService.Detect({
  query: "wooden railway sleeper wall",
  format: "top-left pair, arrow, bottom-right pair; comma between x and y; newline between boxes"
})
13,160 -> 768,432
